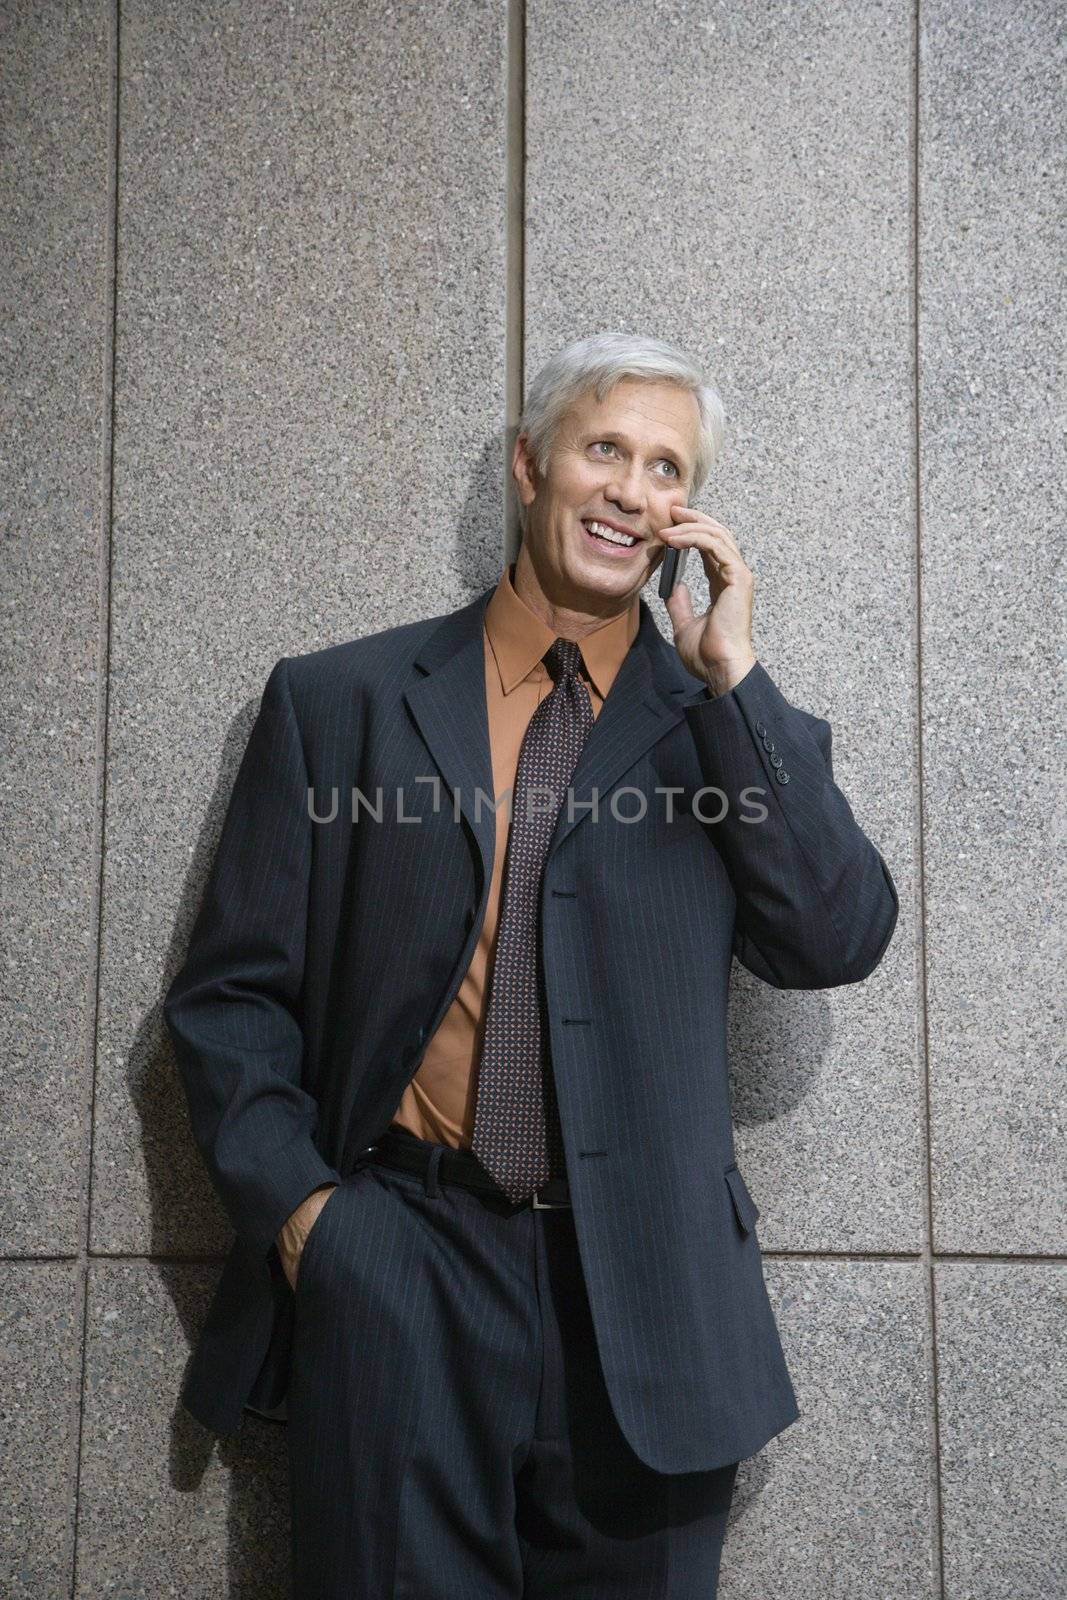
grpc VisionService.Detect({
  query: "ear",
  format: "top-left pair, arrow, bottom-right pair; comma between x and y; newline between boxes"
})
511,432 -> 539,509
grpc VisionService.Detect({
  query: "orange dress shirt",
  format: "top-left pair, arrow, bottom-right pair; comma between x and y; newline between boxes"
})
387,562 -> 639,1148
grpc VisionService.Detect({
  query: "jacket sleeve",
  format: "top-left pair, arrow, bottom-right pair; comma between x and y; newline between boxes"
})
682,659 -> 899,989
163,656 -> 342,1258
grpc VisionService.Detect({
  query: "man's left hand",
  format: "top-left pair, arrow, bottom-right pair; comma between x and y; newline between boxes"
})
660,504 -> 757,697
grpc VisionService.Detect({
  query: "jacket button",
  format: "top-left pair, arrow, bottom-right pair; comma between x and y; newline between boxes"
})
775,768 -> 790,784
755,719 -> 767,737
770,752 -> 783,769
762,735 -> 775,752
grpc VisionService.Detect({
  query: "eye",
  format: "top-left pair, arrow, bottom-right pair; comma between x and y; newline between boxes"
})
590,442 -> 680,478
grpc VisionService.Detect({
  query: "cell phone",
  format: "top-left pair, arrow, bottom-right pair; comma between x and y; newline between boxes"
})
658,543 -> 689,601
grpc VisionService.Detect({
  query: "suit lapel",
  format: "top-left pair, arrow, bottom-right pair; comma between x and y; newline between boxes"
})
403,585 -> 696,881
403,588 -> 498,888
546,605 -> 689,859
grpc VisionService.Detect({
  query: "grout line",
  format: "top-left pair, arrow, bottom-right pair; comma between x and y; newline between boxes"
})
503,0 -> 526,568
8,1246 -> 1063,1266
911,5 -> 947,1596
751,1249 -> 1067,1265
70,3 -> 121,1595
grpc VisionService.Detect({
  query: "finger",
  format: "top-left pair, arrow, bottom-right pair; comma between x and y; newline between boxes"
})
663,527 -> 748,576
664,578 -> 696,629
665,520 -> 744,561
668,515 -> 742,566
668,506 -> 743,551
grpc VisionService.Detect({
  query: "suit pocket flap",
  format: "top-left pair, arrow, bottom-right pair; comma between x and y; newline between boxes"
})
724,1163 -> 760,1233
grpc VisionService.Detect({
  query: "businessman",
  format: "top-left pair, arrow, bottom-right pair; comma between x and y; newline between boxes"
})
164,331 -> 899,1597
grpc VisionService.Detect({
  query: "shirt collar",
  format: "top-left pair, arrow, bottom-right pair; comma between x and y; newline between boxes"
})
484,563 -> 639,701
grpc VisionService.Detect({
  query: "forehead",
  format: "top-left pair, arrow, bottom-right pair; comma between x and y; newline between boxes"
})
566,377 -> 700,460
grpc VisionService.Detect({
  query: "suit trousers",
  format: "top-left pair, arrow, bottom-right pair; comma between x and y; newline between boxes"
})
286,1128 -> 739,1599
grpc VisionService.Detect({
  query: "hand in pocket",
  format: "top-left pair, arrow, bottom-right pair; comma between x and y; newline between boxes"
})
276,1183 -> 340,1292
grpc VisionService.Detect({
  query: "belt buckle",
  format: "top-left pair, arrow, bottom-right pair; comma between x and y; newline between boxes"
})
531,1187 -> 569,1209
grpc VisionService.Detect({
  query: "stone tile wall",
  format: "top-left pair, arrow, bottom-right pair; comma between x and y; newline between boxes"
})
2,3 -> 1061,1595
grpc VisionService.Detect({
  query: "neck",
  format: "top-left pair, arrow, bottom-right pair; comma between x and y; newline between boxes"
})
511,544 -> 636,640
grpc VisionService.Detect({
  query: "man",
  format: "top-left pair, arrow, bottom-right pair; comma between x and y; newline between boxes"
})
164,331 -> 898,1597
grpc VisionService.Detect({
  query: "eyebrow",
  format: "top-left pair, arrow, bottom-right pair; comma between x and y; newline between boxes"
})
586,429 -> 691,473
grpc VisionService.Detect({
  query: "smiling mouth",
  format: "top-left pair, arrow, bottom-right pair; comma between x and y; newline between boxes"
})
581,517 -> 641,551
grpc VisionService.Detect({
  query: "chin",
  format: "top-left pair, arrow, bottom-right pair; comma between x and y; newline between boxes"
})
569,553 -> 622,587
570,563 -> 641,609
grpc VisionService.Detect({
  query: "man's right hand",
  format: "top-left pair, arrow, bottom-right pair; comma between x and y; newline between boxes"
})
276,1183 -> 339,1292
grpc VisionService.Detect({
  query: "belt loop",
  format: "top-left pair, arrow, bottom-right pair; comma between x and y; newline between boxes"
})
424,1145 -> 443,1198
357,1144 -> 381,1180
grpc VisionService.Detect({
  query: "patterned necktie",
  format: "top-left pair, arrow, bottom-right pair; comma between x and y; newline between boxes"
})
471,637 -> 595,1202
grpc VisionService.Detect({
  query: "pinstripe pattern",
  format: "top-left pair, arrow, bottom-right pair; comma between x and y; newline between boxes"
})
286,1153 -> 738,1598
685,661 -> 898,987
164,580 -> 899,1469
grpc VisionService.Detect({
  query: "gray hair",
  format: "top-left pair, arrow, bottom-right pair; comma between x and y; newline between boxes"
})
515,332 -> 725,529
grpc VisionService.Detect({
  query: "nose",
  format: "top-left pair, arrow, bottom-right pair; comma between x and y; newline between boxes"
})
604,459 -> 646,515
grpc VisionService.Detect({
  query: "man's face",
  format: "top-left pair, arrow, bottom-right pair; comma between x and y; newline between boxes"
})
512,377 -> 701,612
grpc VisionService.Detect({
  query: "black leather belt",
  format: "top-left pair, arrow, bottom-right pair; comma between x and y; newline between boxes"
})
364,1125 -> 572,1209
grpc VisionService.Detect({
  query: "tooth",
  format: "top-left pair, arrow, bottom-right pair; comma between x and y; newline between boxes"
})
587,520 -> 634,546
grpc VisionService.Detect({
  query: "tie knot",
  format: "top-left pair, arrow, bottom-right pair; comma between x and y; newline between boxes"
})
544,638 -> 583,685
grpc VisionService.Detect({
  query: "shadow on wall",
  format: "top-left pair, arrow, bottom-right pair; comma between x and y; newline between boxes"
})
134,690 -> 293,1596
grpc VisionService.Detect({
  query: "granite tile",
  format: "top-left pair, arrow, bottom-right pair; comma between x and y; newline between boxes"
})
0,1262 -> 81,1598
935,1262 -> 1065,1600
722,1256 -> 935,1598
77,1259 -> 290,1598
0,0 -> 109,1254
920,1 -> 1064,1258
526,0 -> 919,1250
91,0 -> 511,1254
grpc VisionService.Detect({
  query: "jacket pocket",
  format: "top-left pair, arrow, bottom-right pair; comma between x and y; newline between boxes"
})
723,1162 -> 760,1234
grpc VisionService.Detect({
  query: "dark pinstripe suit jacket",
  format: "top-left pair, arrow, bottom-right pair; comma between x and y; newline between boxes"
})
164,581 -> 898,1471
